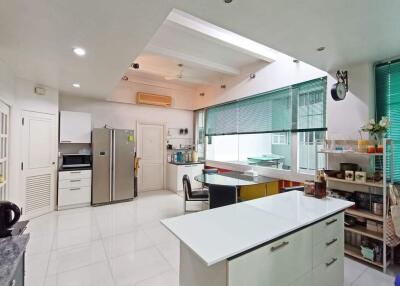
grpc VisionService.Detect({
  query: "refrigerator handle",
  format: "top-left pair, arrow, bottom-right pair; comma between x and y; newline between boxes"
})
112,130 -> 116,200
109,130 -> 113,202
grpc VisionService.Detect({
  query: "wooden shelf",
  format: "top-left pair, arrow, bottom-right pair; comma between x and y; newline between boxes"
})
345,209 -> 383,222
326,177 -> 383,188
344,244 -> 384,268
345,225 -> 383,241
318,150 -> 383,156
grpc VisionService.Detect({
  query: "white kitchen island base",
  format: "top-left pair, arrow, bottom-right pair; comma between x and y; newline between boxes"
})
162,191 -> 352,286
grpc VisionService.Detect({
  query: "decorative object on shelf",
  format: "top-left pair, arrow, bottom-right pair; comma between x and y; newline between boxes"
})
314,170 -> 327,199
367,145 -> 377,153
304,180 -> 315,197
323,169 -> 341,178
331,70 -> 348,101
355,171 -> 367,183
361,117 -> 390,151
357,138 -> 369,153
345,170 -> 354,181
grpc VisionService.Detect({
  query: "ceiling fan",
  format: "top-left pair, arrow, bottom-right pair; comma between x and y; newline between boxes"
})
164,64 -> 208,84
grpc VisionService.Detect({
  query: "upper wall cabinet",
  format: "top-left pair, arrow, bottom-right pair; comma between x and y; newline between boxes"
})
59,111 -> 92,143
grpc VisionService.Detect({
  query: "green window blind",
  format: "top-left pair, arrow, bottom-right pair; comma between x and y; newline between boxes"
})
205,102 -> 237,135
205,77 -> 326,136
376,60 -> 400,180
237,87 -> 292,134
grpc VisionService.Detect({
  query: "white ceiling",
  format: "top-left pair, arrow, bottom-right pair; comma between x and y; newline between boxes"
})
1,0 -> 400,99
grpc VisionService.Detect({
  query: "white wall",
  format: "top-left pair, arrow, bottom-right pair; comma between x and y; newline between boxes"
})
0,59 -> 59,208
108,76 -> 197,110
59,94 -> 194,142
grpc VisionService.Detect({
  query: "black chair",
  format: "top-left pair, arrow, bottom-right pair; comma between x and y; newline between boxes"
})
183,175 -> 208,212
209,184 -> 237,209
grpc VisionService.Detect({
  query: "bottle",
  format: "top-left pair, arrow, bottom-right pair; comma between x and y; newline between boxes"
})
314,170 -> 327,199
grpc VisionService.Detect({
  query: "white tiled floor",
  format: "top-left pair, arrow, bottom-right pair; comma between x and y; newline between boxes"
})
25,190 -> 396,286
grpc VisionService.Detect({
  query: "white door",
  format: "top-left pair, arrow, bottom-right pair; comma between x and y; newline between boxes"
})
137,123 -> 164,192
0,101 -> 9,200
22,111 -> 57,218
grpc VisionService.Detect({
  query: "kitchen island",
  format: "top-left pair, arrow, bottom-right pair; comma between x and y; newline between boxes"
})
161,191 -> 353,286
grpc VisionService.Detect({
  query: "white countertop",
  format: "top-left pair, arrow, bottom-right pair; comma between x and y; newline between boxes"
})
161,191 -> 353,266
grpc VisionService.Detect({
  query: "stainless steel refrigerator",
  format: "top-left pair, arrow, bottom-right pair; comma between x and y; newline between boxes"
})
92,128 -> 136,205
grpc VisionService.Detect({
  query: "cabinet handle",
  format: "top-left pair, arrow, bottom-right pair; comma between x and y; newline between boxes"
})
60,140 -> 72,143
270,241 -> 289,252
70,188 -> 81,191
325,258 -> 337,267
70,171 -> 81,174
325,238 -> 338,246
326,218 -> 338,226
70,179 -> 81,182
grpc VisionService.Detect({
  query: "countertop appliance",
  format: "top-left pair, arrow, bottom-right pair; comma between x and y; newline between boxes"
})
92,128 -> 136,205
0,201 -> 21,238
62,154 -> 91,169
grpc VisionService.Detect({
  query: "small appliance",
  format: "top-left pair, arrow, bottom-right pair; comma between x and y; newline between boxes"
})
62,154 -> 91,169
0,201 -> 21,238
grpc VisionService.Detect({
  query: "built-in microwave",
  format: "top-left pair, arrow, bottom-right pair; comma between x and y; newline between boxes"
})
62,154 -> 91,169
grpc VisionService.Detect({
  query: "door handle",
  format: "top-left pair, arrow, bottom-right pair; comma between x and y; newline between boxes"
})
325,238 -> 338,247
325,258 -> 337,267
270,241 -> 289,252
326,218 -> 338,226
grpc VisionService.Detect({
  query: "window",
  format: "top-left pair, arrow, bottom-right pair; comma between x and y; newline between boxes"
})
272,133 -> 288,145
194,109 -> 206,161
298,131 -> 325,173
376,60 -> 400,180
205,77 -> 327,172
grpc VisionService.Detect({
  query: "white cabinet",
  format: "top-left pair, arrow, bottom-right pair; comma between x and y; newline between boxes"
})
167,163 -> 204,194
228,227 -> 313,286
58,170 -> 92,209
59,111 -> 92,143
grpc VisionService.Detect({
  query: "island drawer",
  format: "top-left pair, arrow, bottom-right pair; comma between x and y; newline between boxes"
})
312,213 -> 343,246
312,256 -> 344,286
228,228 -> 312,286
313,231 -> 344,268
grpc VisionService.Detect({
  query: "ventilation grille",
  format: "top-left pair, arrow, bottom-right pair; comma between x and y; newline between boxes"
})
25,174 -> 51,213
136,92 -> 172,107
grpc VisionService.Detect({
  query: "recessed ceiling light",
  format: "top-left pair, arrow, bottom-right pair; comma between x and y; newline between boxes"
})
73,47 -> 86,56
316,47 -> 326,52
72,83 -> 80,88
224,0 -> 233,3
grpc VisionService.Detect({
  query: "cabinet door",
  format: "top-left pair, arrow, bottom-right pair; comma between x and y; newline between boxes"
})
228,228 -> 312,286
190,164 -> 204,189
177,165 -> 192,192
312,257 -> 343,286
60,111 -> 91,143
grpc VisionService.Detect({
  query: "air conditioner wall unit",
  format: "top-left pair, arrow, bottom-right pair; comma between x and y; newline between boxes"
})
136,92 -> 172,107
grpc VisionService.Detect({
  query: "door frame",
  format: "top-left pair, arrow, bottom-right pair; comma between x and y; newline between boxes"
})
136,121 -> 166,192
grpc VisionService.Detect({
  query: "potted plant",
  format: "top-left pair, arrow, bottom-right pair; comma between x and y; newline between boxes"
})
361,117 -> 390,152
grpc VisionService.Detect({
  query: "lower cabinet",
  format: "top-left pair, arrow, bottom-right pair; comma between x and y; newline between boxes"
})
228,228 -> 313,286
167,163 -> 204,195
58,170 -> 92,209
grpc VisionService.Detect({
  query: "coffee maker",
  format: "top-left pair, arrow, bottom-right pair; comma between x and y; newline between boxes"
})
0,201 -> 21,238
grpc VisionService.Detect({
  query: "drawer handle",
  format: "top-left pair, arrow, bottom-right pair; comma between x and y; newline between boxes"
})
325,258 -> 337,267
326,238 -> 338,247
70,179 -> 81,182
70,188 -> 81,191
270,241 -> 289,252
70,171 -> 81,174
326,218 -> 338,226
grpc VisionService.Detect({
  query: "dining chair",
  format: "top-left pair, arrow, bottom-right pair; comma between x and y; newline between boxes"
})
183,174 -> 208,212
208,184 -> 237,209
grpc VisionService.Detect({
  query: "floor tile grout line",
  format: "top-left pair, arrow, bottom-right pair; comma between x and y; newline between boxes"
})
348,265 -> 369,286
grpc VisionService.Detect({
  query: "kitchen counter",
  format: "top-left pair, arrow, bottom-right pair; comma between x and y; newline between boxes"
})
162,191 -> 353,266
0,234 -> 29,286
162,191 -> 353,286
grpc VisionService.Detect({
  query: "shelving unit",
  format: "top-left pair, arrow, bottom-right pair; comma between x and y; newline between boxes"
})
316,139 -> 393,272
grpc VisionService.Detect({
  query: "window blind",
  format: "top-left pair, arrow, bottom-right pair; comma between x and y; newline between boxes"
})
376,60 -> 400,180
205,77 -> 326,136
